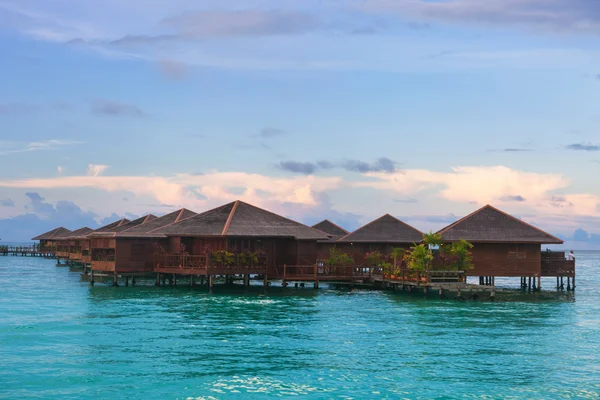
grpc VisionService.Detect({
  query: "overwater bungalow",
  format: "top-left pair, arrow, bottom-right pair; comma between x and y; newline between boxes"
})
336,214 -> 424,265
311,219 -> 349,260
32,227 -> 72,255
151,201 -> 329,284
90,210 -> 196,281
436,205 -> 572,289
64,227 -> 94,264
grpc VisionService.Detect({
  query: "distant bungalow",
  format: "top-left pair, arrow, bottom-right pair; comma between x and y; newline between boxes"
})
32,227 -> 71,255
335,214 -> 423,264
90,209 -> 196,283
437,205 -> 571,288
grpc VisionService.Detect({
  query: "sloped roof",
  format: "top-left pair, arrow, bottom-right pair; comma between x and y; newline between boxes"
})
32,227 -> 71,241
117,209 -> 197,237
89,215 -> 157,237
64,227 -> 94,240
338,214 -> 423,243
156,201 -> 329,240
93,218 -> 130,234
312,220 -> 348,242
436,204 -> 563,244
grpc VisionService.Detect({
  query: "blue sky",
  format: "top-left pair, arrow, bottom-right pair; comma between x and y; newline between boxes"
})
0,0 -> 599,246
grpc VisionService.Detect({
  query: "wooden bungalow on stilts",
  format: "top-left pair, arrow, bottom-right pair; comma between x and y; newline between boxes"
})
151,201 -> 329,288
32,227 -> 72,257
336,214 -> 424,265
311,220 -> 349,260
436,205 -> 573,290
90,210 -> 196,285
63,227 -> 94,266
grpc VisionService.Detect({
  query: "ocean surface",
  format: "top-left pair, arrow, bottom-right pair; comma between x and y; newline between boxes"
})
1,252 -> 599,399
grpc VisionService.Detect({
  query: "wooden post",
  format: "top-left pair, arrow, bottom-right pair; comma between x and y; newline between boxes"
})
125,276 -> 129,287
132,277 -> 136,287
90,269 -> 95,286
537,276 -> 541,291
263,269 -> 268,287
156,273 -> 160,286
244,274 -> 250,287
112,273 -> 118,287
567,276 -> 571,291
439,288 -> 443,299
283,264 -> 287,288
572,274 -> 576,291
313,263 -> 318,290
209,275 -> 214,289
528,277 -> 532,291
556,276 -> 560,290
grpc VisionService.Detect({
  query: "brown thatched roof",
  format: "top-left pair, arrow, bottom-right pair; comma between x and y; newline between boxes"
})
338,214 -> 423,243
93,218 -> 130,234
64,227 -> 94,240
117,209 -> 197,238
312,220 -> 348,242
436,204 -> 563,244
155,201 -> 329,240
32,227 -> 71,241
89,215 -> 157,237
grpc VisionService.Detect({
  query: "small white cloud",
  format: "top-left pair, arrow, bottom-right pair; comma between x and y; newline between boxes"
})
87,164 -> 109,177
57,165 -> 63,174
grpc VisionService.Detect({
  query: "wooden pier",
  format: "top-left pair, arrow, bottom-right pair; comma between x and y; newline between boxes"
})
0,246 -> 55,258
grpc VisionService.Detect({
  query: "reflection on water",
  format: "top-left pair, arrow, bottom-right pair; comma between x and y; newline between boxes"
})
1,252 -> 600,398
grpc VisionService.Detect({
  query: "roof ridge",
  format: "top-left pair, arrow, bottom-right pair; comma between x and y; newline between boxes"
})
314,219 -> 349,234
435,204 -> 488,235
436,204 -> 563,243
142,208 -> 197,234
222,200 -> 240,235
484,204 -> 563,243
338,214 -> 423,242
236,200 -> 326,235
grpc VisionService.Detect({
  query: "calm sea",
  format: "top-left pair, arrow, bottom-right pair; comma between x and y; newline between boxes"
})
1,252 -> 599,399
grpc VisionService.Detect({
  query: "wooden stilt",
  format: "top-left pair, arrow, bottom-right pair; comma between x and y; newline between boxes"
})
112,273 -> 118,287
125,276 -> 129,287
173,275 -> 177,286
537,276 -> 541,291
528,277 -> 532,291
209,275 -> 214,289
156,273 -> 160,286
560,276 -> 564,290
567,277 -> 571,291
263,271 -> 268,287
439,288 -> 443,299
572,275 -> 576,291
283,264 -> 287,288
90,269 -> 95,286
132,277 -> 136,287
244,274 -> 250,287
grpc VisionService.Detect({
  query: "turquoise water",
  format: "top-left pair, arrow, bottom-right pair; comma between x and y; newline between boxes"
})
1,253 -> 600,399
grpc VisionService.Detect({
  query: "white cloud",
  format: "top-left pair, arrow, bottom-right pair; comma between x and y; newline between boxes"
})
87,164 -> 109,177
0,139 -> 82,156
57,165 -> 63,174
356,165 -> 600,217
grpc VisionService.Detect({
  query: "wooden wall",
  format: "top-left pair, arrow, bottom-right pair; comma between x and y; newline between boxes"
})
468,243 -> 542,277
115,238 -> 168,273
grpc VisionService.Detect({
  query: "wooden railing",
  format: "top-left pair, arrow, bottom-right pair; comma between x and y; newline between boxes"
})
541,259 -> 575,277
154,254 -> 268,274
